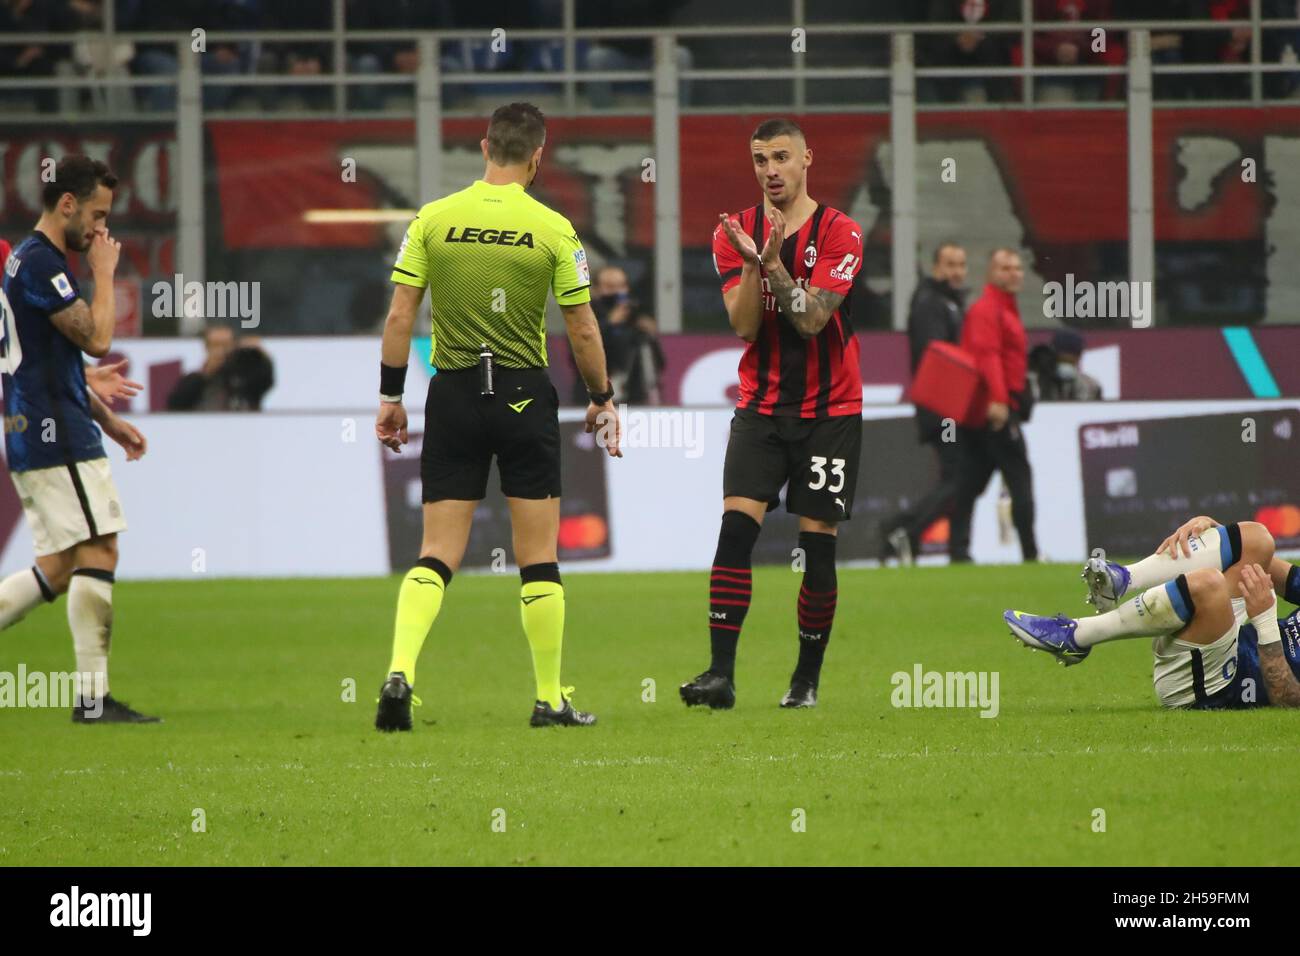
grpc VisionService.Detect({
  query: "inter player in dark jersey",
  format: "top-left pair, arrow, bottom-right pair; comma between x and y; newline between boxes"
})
680,118 -> 864,711
1007,515 -> 1300,709
0,155 -> 156,723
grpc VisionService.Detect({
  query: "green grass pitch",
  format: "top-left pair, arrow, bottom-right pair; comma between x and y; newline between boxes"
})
1,562 -> 1297,867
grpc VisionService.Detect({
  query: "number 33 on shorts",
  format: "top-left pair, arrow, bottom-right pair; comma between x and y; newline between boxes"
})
807,456 -> 846,493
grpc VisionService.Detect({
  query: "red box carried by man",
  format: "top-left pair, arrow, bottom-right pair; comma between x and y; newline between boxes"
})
910,340 -> 987,428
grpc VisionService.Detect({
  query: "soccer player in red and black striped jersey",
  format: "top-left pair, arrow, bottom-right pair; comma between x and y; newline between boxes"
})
680,117 -> 864,711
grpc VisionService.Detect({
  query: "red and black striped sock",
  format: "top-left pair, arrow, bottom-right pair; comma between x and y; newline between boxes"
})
794,531 -> 838,687
708,510 -> 761,680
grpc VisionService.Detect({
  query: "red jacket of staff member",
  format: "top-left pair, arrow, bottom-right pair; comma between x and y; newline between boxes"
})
960,249 -> 1028,424
0,238 -> 10,273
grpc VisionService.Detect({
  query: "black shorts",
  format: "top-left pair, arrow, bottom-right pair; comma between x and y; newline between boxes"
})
722,408 -> 862,522
421,366 -> 561,501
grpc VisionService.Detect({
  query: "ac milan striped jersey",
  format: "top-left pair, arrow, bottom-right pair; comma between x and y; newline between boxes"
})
712,203 -> 864,417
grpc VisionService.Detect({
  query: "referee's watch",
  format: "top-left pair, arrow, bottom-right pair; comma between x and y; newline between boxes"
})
588,380 -> 615,406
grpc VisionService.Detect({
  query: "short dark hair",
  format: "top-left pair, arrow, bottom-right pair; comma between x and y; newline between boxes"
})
486,102 -> 546,165
42,155 -> 118,210
933,241 -> 964,263
751,118 -> 805,144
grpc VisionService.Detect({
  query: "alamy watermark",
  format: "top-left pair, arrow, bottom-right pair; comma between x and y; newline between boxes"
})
593,403 -> 704,458
0,665 -> 105,713
1042,274 -> 1152,329
151,274 -> 260,328
50,886 -> 151,936
890,664 -> 1000,718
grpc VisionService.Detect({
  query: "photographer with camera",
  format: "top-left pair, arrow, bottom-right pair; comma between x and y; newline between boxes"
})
570,265 -> 664,406
167,324 -> 275,412
1028,329 -> 1103,402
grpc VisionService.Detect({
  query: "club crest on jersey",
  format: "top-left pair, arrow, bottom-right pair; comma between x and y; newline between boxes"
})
51,272 -> 75,301
803,244 -> 817,268
444,226 -> 534,248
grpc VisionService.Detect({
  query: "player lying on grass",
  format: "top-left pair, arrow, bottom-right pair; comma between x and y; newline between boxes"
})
1005,516 -> 1300,709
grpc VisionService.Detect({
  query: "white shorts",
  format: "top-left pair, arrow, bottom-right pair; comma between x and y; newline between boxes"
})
1151,597 -> 1246,709
10,457 -> 127,557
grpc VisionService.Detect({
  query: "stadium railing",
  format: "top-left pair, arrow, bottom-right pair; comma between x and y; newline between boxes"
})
1,1 -> 1298,333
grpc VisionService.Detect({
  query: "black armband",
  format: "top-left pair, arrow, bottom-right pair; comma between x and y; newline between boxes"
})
380,362 -> 408,400
588,379 -> 614,406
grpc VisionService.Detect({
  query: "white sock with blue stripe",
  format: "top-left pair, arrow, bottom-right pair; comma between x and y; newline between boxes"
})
1125,524 -> 1238,593
1075,578 -> 1194,647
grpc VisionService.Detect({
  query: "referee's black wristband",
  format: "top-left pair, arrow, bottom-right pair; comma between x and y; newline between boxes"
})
380,362 -> 407,400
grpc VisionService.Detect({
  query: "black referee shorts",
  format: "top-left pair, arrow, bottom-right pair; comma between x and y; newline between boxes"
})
722,407 -> 862,522
421,366 -> 561,502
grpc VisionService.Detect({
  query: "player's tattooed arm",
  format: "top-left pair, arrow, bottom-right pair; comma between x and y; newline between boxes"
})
1258,643 -> 1300,708
1240,563 -> 1297,707
800,287 -> 845,338
49,299 -> 112,357
765,259 -> 843,338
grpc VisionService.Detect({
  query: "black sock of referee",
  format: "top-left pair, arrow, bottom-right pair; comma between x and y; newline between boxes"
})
708,510 -> 761,680
793,531 -> 838,688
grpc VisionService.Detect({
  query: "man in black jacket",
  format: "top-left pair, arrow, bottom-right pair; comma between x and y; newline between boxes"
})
879,242 -> 968,564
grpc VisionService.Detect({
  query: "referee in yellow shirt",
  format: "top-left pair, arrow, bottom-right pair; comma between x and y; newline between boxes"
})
374,102 -> 622,731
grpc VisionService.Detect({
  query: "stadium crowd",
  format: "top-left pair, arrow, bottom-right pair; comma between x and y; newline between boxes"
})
921,0 -> 1300,103
2,0 -> 1299,114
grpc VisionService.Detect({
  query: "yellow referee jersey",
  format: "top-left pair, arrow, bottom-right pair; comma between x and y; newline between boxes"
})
390,179 -> 592,370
